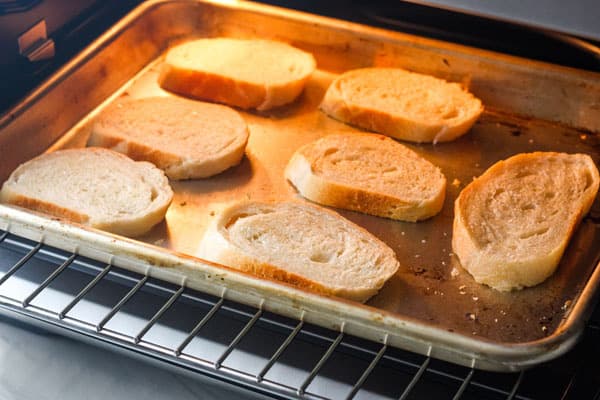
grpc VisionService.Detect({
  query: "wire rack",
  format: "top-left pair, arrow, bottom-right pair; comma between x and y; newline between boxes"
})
0,229 -> 598,400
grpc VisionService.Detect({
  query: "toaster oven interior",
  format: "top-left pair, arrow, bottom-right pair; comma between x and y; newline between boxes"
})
1,0 -> 600,398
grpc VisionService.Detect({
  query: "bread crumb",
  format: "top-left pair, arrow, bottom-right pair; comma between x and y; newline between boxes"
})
472,296 -> 479,301
458,285 -> 467,295
154,238 -> 165,246
450,267 -> 459,277
580,134 -> 587,140
452,178 -> 461,187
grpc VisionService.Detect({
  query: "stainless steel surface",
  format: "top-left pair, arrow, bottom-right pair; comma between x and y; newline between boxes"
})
0,0 -> 599,371
17,19 -> 55,61
0,226 -> 599,398
0,230 -> 538,399
398,0 -> 600,42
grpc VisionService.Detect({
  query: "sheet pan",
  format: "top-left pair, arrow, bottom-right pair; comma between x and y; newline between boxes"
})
1,0 -> 599,371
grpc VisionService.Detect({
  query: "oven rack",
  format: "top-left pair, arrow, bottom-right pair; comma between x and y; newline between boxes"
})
0,229 -> 598,399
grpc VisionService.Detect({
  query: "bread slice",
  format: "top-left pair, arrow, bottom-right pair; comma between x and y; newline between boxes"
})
320,68 -> 483,143
0,148 -> 173,237
453,152 -> 599,291
158,38 -> 316,111
89,96 -> 248,180
197,201 -> 400,302
285,133 -> 446,221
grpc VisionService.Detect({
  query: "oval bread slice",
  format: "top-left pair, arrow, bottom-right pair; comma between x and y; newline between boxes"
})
197,201 -> 400,302
285,133 -> 446,221
320,68 -> 483,143
0,148 -> 174,237
452,152 -> 599,291
159,38 -> 316,111
89,96 -> 249,180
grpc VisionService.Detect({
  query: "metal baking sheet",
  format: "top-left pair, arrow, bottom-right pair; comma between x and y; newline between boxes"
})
1,0 -> 599,371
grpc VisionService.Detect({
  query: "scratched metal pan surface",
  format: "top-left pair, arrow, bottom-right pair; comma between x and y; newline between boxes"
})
0,0 -> 599,371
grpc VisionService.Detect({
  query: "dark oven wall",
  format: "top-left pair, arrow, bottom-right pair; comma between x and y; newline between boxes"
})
260,0 -> 600,72
1,0 -> 600,116
0,0 -> 142,113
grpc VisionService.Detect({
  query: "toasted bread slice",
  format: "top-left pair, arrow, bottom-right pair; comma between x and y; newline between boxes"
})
89,96 -> 248,180
158,38 -> 316,110
285,133 -> 446,221
197,201 -> 400,302
320,68 -> 483,143
453,152 -> 599,291
0,148 -> 173,237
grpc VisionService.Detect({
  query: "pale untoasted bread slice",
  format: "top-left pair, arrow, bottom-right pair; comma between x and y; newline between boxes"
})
320,68 -> 483,143
0,148 -> 173,237
89,96 -> 248,180
453,152 -> 599,291
159,38 -> 316,111
285,133 -> 446,221
197,201 -> 400,302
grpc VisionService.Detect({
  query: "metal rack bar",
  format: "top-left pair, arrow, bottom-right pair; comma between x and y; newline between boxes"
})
0,231 -> 8,243
176,297 -> 224,356
96,275 -> 148,331
59,262 -> 112,319
215,308 -> 263,369
345,343 -> 388,400
0,232 -> 593,400
134,285 -> 184,343
453,368 -> 474,400
256,319 -> 304,382
0,241 -> 42,285
22,253 -> 77,307
398,355 -> 431,400
507,371 -> 524,400
298,330 -> 345,396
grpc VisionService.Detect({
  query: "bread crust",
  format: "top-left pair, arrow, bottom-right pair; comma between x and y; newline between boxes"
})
320,68 -> 483,143
285,133 -> 446,221
0,148 -> 174,237
452,152 -> 599,291
89,96 -> 249,180
158,39 -> 316,111
198,201 -> 400,302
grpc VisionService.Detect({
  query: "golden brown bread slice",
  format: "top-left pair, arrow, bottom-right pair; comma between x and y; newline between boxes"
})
197,201 -> 400,302
452,152 -> 599,291
285,133 -> 446,221
89,96 -> 249,180
158,38 -> 316,110
320,67 -> 483,143
0,148 -> 173,237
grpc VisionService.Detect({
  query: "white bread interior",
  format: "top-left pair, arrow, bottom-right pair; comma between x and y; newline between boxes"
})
285,132 -> 446,221
89,96 -> 249,180
0,148 -> 173,237
452,152 -> 599,291
320,67 -> 483,143
159,38 -> 316,111
197,201 -> 400,302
